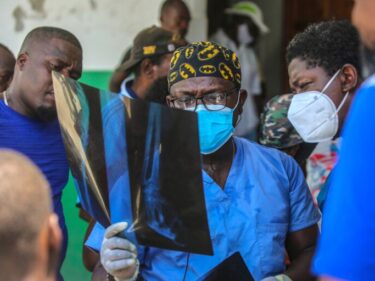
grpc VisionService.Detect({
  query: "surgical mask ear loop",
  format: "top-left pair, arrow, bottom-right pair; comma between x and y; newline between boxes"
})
233,91 -> 242,127
232,90 -> 241,111
236,113 -> 242,126
321,69 -> 342,95
329,91 -> 350,120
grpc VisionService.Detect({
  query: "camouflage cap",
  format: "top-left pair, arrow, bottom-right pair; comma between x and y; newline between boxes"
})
259,94 -> 303,149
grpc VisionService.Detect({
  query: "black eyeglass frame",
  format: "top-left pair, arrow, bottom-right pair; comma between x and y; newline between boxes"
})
169,88 -> 239,112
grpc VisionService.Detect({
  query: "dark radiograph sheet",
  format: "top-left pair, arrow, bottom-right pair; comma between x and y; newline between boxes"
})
197,252 -> 254,281
52,71 -> 213,255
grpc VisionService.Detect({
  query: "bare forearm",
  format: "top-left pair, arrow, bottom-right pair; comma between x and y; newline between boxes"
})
91,262 -> 108,281
285,246 -> 316,281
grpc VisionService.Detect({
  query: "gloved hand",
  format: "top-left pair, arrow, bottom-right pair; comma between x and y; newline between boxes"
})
100,222 -> 139,281
261,274 -> 293,281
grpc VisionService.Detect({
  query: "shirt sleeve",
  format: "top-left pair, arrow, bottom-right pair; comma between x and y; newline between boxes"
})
312,82 -> 375,280
85,222 -> 105,252
285,155 -> 321,232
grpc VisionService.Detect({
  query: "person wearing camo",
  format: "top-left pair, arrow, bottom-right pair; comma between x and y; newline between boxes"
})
259,94 -> 317,175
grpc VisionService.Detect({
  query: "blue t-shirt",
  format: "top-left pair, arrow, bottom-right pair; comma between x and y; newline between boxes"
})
0,100 -> 69,213
312,75 -> 375,280
87,137 -> 320,281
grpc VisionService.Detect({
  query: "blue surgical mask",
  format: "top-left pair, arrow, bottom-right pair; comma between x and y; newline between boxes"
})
195,95 -> 240,154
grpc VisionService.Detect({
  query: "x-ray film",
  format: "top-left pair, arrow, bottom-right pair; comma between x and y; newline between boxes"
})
52,72 -> 213,255
197,252 -> 254,281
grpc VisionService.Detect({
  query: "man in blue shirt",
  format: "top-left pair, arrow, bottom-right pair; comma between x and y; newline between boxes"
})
89,42 -> 320,281
0,26 -> 83,281
313,0 -> 375,280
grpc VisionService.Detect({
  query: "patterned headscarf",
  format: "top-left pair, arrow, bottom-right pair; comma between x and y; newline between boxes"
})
168,41 -> 242,89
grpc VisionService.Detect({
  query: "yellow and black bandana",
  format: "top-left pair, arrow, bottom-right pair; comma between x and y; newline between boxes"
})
168,41 -> 242,89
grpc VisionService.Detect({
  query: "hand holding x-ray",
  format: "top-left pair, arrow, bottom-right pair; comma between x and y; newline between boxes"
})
101,222 -> 139,281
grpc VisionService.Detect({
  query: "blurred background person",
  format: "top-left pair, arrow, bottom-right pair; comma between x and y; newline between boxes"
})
313,0 -> 375,280
160,0 -> 191,39
0,43 -> 15,93
210,1 -> 269,141
109,0 -> 190,93
0,149 -> 62,281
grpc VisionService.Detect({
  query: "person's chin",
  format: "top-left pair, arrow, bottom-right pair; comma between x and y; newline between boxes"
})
36,106 -> 57,122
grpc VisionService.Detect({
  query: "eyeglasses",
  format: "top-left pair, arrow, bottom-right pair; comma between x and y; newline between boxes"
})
169,89 -> 238,111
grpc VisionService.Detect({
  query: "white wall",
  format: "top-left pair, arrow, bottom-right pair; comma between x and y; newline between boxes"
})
0,0 -> 207,70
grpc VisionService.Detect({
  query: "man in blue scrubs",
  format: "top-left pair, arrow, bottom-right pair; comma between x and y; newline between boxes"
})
90,42 -> 320,281
0,26 -> 82,281
313,0 -> 375,280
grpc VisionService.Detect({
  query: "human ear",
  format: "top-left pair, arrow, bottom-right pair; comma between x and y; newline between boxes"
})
46,214 -> 62,277
165,95 -> 173,107
141,58 -> 156,79
16,53 -> 29,70
341,64 -> 359,93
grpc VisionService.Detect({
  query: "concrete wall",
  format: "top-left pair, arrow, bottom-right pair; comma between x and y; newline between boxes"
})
0,0 -> 207,71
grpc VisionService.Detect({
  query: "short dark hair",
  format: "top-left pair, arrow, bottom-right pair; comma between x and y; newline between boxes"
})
0,43 -> 15,58
286,20 -> 361,76
19,26 -> 82,54
160,0 -> 189,17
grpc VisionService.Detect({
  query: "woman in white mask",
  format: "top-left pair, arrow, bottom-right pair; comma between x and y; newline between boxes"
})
286,20 -> 362,212
286,20 -> 362,144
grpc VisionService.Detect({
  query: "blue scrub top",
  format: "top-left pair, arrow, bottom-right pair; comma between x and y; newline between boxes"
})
313,75 -> 375,281
87,137 -> 320,281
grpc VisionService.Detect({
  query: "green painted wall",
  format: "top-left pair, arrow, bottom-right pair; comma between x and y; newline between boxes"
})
61,70 -> 112,281
79,70 -> 113,91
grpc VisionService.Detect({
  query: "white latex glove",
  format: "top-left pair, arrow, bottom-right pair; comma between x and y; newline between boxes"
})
100,222 -> 139,281
262,274 -> 293,281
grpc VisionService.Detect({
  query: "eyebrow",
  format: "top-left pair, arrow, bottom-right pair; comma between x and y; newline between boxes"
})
174,85 -> 230,95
